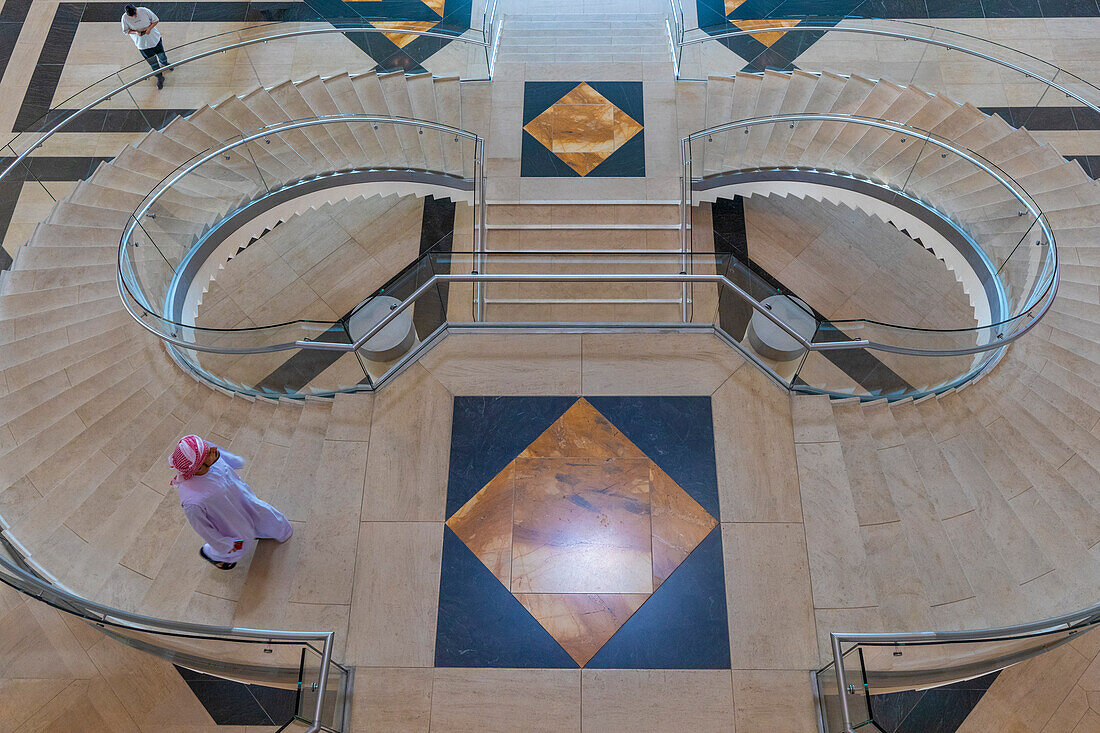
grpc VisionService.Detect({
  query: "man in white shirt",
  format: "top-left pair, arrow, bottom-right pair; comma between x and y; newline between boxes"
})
121,5 -> 169,89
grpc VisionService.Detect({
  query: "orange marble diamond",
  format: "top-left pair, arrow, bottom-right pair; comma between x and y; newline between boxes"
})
446,398 -> 716,665
522,83 -> 644,176
367,0 -> 445,48
369,20 -> 440,48
730,18 -> 801,46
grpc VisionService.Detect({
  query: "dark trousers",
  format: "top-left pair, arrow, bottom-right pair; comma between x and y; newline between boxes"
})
140,40 -> 168,76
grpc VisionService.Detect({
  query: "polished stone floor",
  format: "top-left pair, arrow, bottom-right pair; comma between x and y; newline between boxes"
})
3,0 -> 1100,268
521,81 -> 646,177
437,396 -> 729,669
2,0 -> 1100,729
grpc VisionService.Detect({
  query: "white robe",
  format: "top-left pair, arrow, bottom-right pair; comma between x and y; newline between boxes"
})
177,448 -> 292,563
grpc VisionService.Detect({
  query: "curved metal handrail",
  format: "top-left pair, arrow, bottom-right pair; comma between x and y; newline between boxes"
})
117,113 -> 484,342
295,271 -> 869,353
675,18 -> 1100,115
121,269 -> 870,355
828,600 -> 1100,731
681,112 -> 1060,354
0,21 -> 491,187
0,536 -> 344,732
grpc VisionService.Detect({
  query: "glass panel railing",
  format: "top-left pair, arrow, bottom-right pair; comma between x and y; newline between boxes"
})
683,113 -> 1055,397
296,645 -> 350,732
445,251 -> 698,326
113,115 -> 480,397
663,0 -> 685,77
793,334 -> 986,400
817,645 -> 875,733
130,237 -> 1031,402
816,611 -> 1100,732
1,19 -> 491,214
673,17 -> 1100,121
342,250 -> 840,391
0,530 -> 350,730
481,0 -> 504,78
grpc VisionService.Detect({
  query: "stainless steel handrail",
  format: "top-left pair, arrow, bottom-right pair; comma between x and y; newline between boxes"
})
121,266 -> 870,355
828,601 -> 1100,732
681,112 -> 1059,354
293,272 -> 870,352
0,22 -> 491,188
124,258 -> 1050,360
0,540 -> 344,732
672,16 -> 1100,115
120,120 -> 1056,365
117,113 -> 484,334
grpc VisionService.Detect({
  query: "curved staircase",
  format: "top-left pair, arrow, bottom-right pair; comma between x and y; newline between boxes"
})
0,63 -> 1098,729
0,68 -> 488,618
195,193 -> 438,335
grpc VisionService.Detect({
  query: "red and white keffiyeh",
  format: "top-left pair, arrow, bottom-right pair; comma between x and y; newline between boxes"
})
169,434 -> 209,486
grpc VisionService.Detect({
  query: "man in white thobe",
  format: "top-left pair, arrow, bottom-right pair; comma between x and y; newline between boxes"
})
170,434 -> 293,570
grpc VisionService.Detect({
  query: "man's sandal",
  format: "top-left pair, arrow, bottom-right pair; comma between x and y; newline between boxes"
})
199,546 -> 236,570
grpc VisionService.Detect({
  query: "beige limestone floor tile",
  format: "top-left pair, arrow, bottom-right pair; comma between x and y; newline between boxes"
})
859,520 -> 934,631
13,676 -> 141,733
431,668 -> 580,732
1069,625 -> 1100,661
712,365 -> 801,523
1072,710 -> 1100,733
732,669 -> 819,733
581,669 -> 733,733
326,392 -> 374,442
1040,686 -> 1089,733
182,591 -> 237,626
796,441 -> 877,610
0,583 -> 24,617
958,643 -> 1091,732
349,667 -> 433,733
346,521 -> 442,667
580,332 -> 745,395
290,439 -> 368,605
58,614 -> 105,652
230,520 -> 305,629
96,563 -> 155,614
0,601 -> 99,680
791,393 -> 839,444
723,522 -> 819,670
362,363 -> 452,521
283,602 -> 350,660
0,678 -> 73,732
86,635 -> 214,729
419,332 -> 582,395
814,607 -> 885,669
1081,649 -> 1100,693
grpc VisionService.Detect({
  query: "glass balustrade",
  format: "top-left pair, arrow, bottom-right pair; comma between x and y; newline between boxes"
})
683,113 -> 1056,399
115,115 -> 482,397
671,15 -> 1100,127
0,17 -> 499,240
0,531 -> 350,732
109,109 -> 1055,402
816,610 -> 1100,732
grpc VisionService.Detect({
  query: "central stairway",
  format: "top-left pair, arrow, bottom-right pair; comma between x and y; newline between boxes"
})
495,12 -> 671,64
1,58 -> 1099,730
480,201 -> 687,323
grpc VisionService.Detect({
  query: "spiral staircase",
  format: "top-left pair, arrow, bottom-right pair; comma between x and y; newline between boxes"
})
0,7 -> 1099,732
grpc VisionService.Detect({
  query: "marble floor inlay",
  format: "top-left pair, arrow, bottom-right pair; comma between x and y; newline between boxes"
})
440,397 -> 722,668
521,82 -> 646,178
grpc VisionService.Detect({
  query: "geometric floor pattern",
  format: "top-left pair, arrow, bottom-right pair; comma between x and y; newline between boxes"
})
447,399 -> 716,665
521,82 -> 646,177
436,396 -> 730,669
